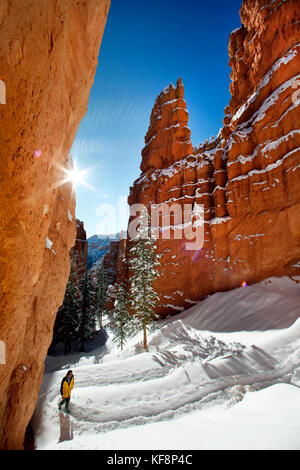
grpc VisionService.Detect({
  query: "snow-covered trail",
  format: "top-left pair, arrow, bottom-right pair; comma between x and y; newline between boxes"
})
34,320 -> 300,440
63,352 -> 292,432
32,276 -> 300,449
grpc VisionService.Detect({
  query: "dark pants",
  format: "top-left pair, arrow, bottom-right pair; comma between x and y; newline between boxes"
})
59,397 -> 70,411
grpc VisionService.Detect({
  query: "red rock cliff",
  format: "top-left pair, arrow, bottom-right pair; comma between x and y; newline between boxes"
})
0,0 -> 110,449
127,0 -> 300,317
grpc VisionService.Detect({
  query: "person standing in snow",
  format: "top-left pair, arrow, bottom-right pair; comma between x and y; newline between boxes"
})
58,370 -> 74,413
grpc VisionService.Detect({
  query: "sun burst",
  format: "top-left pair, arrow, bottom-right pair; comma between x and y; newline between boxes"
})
55,159 -> 92,191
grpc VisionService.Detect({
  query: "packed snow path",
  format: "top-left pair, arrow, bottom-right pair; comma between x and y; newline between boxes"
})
37,336 -> 297,436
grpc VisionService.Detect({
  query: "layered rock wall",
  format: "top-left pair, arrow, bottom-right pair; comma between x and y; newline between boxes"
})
0,0 -> 110,449
126,0 -> 300,317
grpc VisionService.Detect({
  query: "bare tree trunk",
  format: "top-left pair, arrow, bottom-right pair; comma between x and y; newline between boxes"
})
143,322 -> 148,351
79,269 -> 88,352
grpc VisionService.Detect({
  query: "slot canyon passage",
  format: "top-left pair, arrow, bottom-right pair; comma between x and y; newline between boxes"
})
1,0 -> 300,451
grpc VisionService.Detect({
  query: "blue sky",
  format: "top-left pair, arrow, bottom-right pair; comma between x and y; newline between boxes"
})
71,0 -> 242,238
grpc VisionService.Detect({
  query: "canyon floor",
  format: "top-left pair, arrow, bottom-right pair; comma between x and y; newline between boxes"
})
32,276 -> 300,450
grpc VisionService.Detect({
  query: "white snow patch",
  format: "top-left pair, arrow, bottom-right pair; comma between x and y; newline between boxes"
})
164,304 -> 185,311
234,233 -> 264,241
45,237 -> 56,255
165,124 -> 180,131
210,216 -> 232,225
161,98 -> 179,107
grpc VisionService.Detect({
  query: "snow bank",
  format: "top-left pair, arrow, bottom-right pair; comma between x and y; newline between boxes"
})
173,276 -> 300,332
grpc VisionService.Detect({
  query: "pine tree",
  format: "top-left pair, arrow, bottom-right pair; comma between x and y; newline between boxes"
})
79,268 -> 97,351
128,207 -> 160,350
112,282 -> 132,350
95,262 -> 107,328
51,269 -> 82,354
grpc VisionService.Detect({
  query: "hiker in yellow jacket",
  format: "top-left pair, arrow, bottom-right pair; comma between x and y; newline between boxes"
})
58,370 -> 74,413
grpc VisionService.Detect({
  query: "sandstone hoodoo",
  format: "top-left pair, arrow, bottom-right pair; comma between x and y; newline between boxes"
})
0,0 -> 110,449
124,0 -> 300,318
140,77 -> 193,173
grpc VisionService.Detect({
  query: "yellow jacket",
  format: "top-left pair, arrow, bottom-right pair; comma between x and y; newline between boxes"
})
61,376 -> 74,399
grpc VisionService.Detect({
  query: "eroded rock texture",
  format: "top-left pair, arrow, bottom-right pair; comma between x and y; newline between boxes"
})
126,0 -> 300,317
0,0 -> 110,449
140,77 -> 193,172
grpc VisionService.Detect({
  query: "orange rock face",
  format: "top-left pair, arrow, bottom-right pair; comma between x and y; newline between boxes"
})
125,0 -> 300,317
0,0 -> 110,449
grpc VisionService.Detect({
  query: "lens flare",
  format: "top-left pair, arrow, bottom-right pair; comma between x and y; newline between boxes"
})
241,281 -> 247,287
192,248 -> 202,262
64,164 -> 88,187
54,159 -> 92,191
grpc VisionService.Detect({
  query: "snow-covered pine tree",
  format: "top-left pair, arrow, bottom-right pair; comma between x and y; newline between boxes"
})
51,267 -> 82,354
128,207 -> 161,351
79,268 -> 97,351
95,262 -> 107,328
112,282 -> 132,350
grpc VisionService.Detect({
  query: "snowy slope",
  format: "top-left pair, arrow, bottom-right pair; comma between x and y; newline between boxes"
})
172,276 -> 300,332
32,276 -> 300,450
